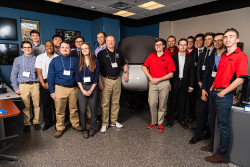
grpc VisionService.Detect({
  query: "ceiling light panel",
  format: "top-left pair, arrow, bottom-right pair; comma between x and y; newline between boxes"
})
113,10 -> 135,17
46,0 -> 62,3
138,1 -> 165,10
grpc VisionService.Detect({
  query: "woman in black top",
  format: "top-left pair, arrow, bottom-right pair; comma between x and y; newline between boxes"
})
76,42 -> 99,138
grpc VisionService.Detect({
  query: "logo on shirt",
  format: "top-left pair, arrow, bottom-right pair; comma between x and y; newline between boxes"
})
228,58 -> 234,62
161,59 -> 166,61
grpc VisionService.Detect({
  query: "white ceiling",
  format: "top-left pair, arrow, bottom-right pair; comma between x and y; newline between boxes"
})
59,0 -> 217,19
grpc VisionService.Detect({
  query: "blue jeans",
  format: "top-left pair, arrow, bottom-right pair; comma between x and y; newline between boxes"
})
210,91 -> 233,158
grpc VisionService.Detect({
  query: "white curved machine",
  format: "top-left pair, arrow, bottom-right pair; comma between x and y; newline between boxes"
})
118,35 -> 156,91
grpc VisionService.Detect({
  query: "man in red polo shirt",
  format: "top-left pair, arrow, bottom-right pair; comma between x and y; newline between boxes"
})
166,36 -> 179,56
205,28 -> 248,164
142,38 -> 175,132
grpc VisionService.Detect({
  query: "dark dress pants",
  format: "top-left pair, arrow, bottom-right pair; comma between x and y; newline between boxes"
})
188,83 -> 198,120
78,84 -> 98,134
40,82 -> 55,125
169,79 -> 188,122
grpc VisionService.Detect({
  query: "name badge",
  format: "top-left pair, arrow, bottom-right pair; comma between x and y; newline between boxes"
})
63,70 -> 70,76
84,77 -> 91,83
202,65 -> 206,71
211,71 -> 217,77
23,71 -> 30,77
194,62 -> 198,67
111,62 -> 118,68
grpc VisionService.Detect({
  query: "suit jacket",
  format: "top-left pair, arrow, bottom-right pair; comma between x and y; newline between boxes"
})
170,53 -> 195,90
70,49 -> 80,58
201,50 -> 218,91
196,47 -> 216,82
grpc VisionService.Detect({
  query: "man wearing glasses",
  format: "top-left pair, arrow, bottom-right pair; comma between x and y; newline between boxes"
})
142,38 -> 175,132
70,36 -> 85,57
11,41 -> 41,132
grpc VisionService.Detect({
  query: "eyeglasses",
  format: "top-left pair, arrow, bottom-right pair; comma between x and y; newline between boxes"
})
22,47 -> 32,49
75,41 -> 83,43
81,47 -> 89,50
214,39 -> 223,43
155,44 -> 163,47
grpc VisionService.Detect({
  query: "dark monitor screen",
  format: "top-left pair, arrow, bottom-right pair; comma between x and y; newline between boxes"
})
0,43 -> 19,65
241,76 -> 250,104
0,17 -> 18,40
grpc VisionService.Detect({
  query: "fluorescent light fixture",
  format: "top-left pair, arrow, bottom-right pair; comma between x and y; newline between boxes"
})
138,1 -> 165,10
113,10 -> 135,17
45,0 -> 62,3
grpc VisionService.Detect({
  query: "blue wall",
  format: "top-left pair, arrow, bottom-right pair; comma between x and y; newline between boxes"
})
120,24 -> 159,39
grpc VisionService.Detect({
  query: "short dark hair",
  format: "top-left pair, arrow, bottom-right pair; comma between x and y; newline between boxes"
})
214,33 -> 224,38
97,31 -> 107,37
30,30 -> 40,36
21,41 -> 32,48
60,41 -> 71,48
167,35 -> 176,41
205,32 -> 215,38
155,38 -> 166,45
52,34 -> 63,41
45,40 -> 54,47
74,36 -> 85,42
178,38 -> 188,45
224,28 -> 239,38
187,36 -> 195,41
195,33 -> 205,41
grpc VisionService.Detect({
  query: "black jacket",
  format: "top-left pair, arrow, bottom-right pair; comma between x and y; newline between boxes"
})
170,53 -> 195,90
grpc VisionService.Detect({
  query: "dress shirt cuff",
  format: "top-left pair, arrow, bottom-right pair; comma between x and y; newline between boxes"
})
189,87 -> 194,90
13,86 -> 19,92
50,89 -> 55,94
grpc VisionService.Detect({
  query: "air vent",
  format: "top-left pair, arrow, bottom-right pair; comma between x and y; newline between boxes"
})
109,2 -> 132,10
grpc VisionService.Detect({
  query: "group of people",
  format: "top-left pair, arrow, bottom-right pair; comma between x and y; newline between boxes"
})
143,28 -> 248,164
11,30 -> 128,139
10,27 -> 248,164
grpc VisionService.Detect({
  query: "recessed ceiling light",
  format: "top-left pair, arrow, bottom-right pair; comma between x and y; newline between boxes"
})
138,1 -> 165,10
113,10 -> 135,17
45,0 -> 62,3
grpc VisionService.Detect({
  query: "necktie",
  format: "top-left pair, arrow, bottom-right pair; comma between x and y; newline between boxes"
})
198,49 -> 202,57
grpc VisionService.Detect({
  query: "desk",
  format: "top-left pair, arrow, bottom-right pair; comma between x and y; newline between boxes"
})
0,99 -> 20,161
214,106 -> 250,167
0,85 -> 20,100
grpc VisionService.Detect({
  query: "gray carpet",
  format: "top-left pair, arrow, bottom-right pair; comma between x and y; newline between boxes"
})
0,104 -> 240,167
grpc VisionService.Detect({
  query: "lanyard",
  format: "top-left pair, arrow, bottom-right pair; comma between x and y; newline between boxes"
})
106,48 -> 117,64
202,49 -> 210,66
60,55 -> 71,71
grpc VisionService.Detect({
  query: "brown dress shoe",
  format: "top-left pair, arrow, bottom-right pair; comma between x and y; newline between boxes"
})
201,145 -> 213,152
89,131 -> 95,137
34,124 -> 41,130
83,133 -> 89,139
73,126 -> 82,131
54,130 -> 64,138
205,153 -> 229,164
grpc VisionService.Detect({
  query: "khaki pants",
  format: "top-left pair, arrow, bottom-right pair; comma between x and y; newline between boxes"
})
55,85 -> 80,131
148,80 -> 170,125
101,76 -> 121,126
19,83 -> 40,126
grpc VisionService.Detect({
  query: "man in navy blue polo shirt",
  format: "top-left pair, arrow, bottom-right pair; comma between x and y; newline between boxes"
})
48,41 -> 81,138
205,28 -> 248,164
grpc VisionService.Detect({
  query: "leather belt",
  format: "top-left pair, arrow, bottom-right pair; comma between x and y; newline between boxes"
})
212,87 -> 225,92
20,82 -> 39,85
82,82 -> 91,85
104,76 -> 119,80
179,78 -> 183,80
56,84 -> 76,88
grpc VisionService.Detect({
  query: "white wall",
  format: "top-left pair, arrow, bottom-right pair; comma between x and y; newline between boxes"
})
159,7 -> 250,72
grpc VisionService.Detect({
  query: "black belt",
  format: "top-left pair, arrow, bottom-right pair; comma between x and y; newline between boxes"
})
104,76 -> 119,80
179,78 -> 183,80
20,82 -> 39,85
82,82 -> 92,85
56,84 -> 76,88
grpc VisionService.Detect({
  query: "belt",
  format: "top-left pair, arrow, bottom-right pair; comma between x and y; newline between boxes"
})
212,87 -> 225,92
56,84 -> 76,88
20,82 -> 39,85
104,76 -> 119,80
82,82 -> 92,85
179,78 -> 183,80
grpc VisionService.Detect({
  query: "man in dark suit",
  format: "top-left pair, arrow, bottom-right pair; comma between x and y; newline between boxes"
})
190,32 -> 216,144
70,36 -> 85,57
188,34 -> 206,123
167,38 -> 195,129
200,33 -> 225,151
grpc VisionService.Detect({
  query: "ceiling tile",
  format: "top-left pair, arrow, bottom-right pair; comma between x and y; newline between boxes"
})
139,10 -> 160,17
90,0 -> 118,6
81,2 -> 105,10
61,0 -> 87,7
127,14 -> 147,20
99,7 -> 120,14
188,0 -> 216,6
153,6 -> 175,13
126,6 -> 147,13
169,0 -> 193,10
155,0 -> 184,6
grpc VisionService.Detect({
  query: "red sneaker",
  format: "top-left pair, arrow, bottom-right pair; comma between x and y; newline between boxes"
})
158,124 -> 164,132
147,124 -> 155,129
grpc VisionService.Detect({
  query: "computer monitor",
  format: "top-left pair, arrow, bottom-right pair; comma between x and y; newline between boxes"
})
0,17 -> 18,41
241,76 -> 250,104
0,43 -> 19,65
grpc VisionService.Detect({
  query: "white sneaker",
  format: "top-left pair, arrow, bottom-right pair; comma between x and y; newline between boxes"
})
100,126 -> 107,133
110,122 -> 123,128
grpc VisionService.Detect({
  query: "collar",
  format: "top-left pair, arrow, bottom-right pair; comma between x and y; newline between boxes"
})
45,52 -> 57,58
178,53 -> 186,57
168,46 -> 178,52
224,47 -> 241,56
99,44 -> 107,49
32,43 -> 41,47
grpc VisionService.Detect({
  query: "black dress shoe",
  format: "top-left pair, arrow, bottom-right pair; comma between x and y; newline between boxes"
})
42,124 -> 53,131
189,136 -> 201,144
179,121 -> 188,129
166,120 -> 174,127
23,125 -> 30,132
34,124 -> 41,130
202,132 -> 211,140
191,127 -> 196,131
